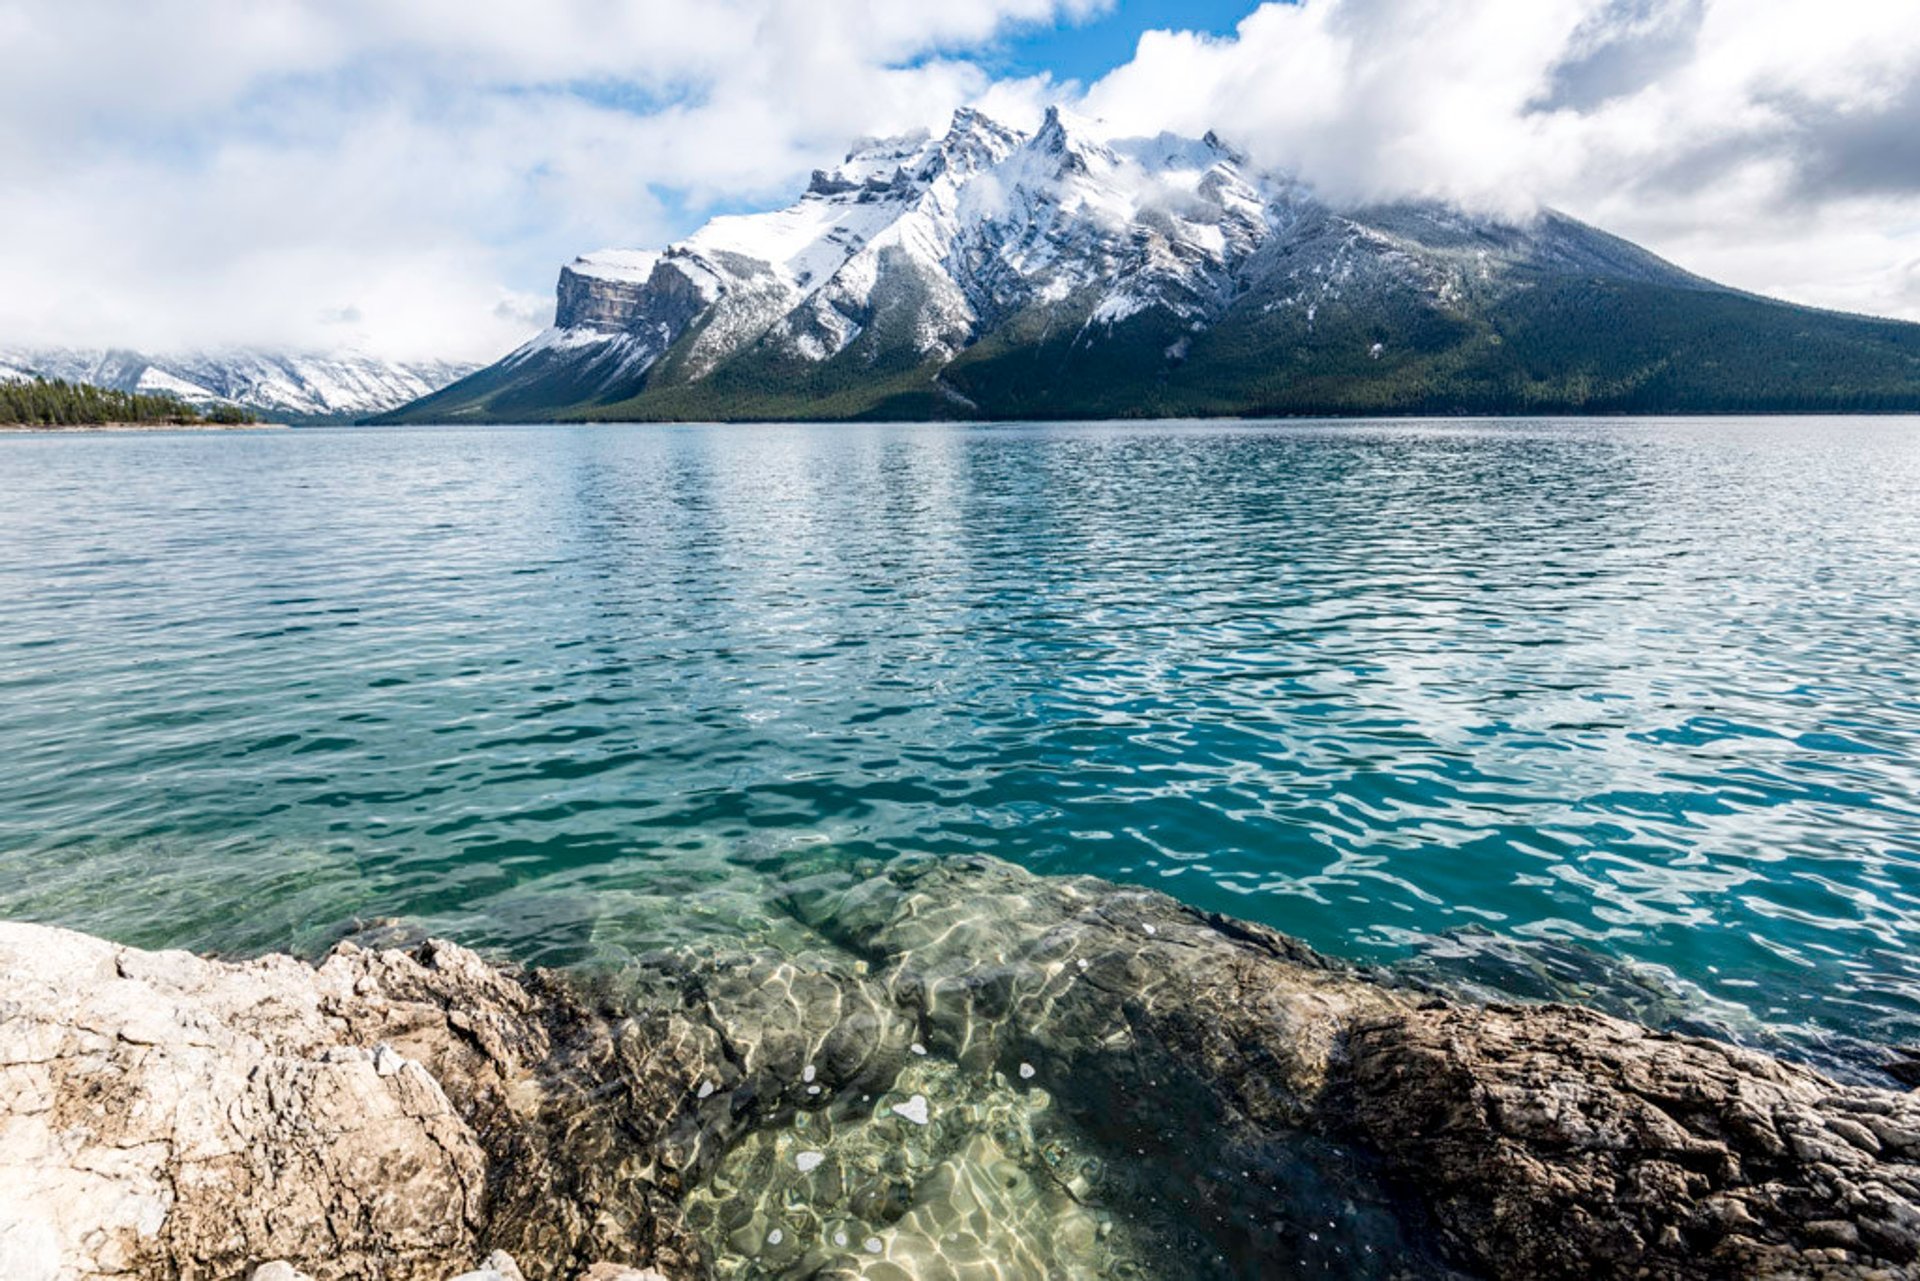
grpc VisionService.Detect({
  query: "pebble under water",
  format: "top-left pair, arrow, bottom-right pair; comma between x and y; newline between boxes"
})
3,417 -> 1920,1271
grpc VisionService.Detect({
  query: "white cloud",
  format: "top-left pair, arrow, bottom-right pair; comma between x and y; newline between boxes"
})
1078,0 -> 1920,319
1,0 -> 1917,362
0,0 -> 1102,361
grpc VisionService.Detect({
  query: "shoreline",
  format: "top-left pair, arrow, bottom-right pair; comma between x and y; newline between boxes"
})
367,408 -> 1920,428
3,854 -> 1916,1280
0,420 -> 289,433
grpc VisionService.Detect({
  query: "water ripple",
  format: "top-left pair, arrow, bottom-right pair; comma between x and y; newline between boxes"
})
2,419 -> 1919,1065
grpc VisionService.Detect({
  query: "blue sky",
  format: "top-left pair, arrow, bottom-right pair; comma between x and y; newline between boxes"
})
2,0 -> 1918,360
991,0 -> 1252,84
646,2 -> 1261,240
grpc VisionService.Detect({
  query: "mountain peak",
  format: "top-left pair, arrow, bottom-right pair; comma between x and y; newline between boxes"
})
383,117 -> 1920,425
1035,103 -> 1107,149
942,106 -> 1022,149
932,107 -> 1024,176
944,105 -> 992,138
1200,129 -> 1245,164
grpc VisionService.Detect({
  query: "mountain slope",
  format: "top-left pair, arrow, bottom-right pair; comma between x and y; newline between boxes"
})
2,347 -> 479,422
381,108 -> 1920,423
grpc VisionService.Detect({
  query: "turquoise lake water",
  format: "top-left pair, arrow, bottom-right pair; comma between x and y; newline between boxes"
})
2,418 -> 1918,1074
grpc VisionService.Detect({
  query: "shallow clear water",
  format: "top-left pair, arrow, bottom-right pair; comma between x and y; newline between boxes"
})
3,418 -> 1919,1068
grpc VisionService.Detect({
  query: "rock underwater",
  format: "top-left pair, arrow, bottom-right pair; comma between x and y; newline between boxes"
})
1,854 -> 1915,1280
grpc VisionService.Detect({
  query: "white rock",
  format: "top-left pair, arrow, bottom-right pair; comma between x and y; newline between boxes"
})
891,1094 -> 930,1126
482,1251 -> 527,1281
0,921 -> 489,1280
249,1265 -> 314,1281
575,1266 -> 671,1281
795,1150 -> 825,1173
448,1249 -> 529,1281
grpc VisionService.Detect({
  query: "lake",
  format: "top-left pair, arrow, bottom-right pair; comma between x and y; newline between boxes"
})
2,417 -> 1918,1077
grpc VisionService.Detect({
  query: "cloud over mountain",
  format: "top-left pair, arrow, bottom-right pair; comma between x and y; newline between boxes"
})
1082,0 -> 1920,320
1,0 -> 1916,362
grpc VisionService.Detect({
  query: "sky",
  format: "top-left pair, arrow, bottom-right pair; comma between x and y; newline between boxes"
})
2,0 -> 1918,363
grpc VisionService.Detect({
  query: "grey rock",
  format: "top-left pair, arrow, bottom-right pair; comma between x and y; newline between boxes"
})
1343,1002 -> 1920,1277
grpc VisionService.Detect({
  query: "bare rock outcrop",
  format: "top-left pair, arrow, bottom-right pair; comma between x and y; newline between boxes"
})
0,922 -> 689,1281
3,854 -> 1918,1280
0,923 -> 487,1279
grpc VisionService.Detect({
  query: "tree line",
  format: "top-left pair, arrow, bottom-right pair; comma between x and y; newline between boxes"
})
0,376 -> 259,426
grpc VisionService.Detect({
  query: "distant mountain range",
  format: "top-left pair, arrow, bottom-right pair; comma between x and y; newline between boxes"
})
0,348 -> 477,422
377,106 -> 1920,423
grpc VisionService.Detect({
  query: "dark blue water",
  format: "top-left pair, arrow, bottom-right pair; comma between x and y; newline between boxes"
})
3,419 -> 1918,1067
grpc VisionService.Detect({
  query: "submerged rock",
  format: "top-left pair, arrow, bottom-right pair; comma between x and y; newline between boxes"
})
3,855 -> 1917,1280
1345,1003 -> 1920,1277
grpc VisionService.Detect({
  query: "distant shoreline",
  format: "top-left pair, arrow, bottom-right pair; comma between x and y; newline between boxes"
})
0,420 -> 288,433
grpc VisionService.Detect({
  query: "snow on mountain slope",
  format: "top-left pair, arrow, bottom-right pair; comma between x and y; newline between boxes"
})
471,107 -> 1703,399
500,107 -> 1311,390
392,105 -> 1867,422
0,347 -> 479,419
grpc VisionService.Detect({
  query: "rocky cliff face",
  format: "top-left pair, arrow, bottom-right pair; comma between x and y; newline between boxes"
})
4,856 -> 1917,1280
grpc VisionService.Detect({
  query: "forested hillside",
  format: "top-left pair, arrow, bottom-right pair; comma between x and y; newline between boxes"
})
0,378 -> 258,426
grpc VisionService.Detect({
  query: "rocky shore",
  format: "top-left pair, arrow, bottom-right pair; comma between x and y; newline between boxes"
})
3,855 -> 1917,1280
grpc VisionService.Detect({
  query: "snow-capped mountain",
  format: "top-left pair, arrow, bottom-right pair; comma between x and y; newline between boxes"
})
0,347 -> 479,420
385,107 -> 1920,421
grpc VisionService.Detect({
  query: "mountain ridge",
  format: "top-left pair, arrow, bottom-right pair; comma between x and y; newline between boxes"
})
379,107 -> 1920,423
1,346 -> 479,422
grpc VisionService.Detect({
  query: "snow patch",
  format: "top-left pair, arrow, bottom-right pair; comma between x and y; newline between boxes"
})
569,249 -> 662,284
1093,293 -> 1152,325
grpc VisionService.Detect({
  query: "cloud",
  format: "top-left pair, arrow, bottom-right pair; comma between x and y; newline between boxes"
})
1535,0 -> 1706,113
1,0 -> 1917,361
1077,0 -> 1920,320
0,0 -> 1103,361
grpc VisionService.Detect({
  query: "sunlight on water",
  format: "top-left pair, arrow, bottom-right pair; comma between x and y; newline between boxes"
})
1,418 -> 1918,1071
683,1057 -> 1155,1279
